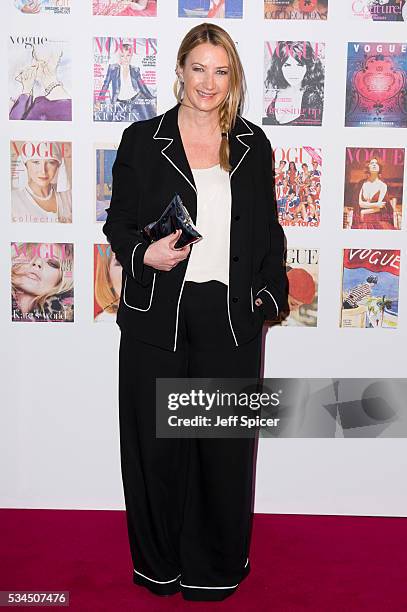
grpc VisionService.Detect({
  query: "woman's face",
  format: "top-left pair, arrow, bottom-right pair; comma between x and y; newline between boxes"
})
178,42 -> 230,113
119,46 -> 133,66
109,252 -> 122,296
281,56 -> 307,87
288,294 -> 303,312
368,158 -> 380,173
15,249 -> 62,296
26,158 -> 59,189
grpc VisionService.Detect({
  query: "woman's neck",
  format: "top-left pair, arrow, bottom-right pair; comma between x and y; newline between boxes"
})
178,102 -> 220,136
28,180 -> 52,198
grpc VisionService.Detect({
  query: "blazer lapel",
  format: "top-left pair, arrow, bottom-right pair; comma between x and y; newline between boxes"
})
153,103 -> 254,193
153,103 -> 197,195
229,115 -> 254,179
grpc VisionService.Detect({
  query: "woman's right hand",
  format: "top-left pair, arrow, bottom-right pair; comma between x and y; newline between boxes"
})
143,229 -> 191,272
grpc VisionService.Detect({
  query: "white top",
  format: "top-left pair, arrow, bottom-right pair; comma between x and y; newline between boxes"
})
184,164 -> 231,286
118,66 -> 135,101
11,188 -> 72,223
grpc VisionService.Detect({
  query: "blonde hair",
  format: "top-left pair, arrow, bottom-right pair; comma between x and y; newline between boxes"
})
173,22 -> 247,172
11,242 -> 74,314
94,246 -> 120,317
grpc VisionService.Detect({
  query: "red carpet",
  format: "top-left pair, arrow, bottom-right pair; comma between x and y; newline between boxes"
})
1,509 -> 406,611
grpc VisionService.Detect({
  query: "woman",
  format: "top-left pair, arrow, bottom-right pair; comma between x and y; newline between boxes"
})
11,242 -> 74,323
94,246 -> 122,321
263,40 -> 324,126
354,157 -> 393,228
103,23 -> 287,602
9,43 -> 72,121
11,141 -> 72,224
97,42 -> 156,122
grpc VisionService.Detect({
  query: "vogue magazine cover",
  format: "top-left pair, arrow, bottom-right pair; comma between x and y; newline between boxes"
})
10,140 -> 72,224
93,36 -> 157,122
178,0 -> 243,18
282,247 -> 319,327
94,244 -> 122,322
350,0 -> 407,21
345,42 -> 407,128
263,40 -> 325,126
93,0 -> 157,16
9,35 -> 72,121
11,242 -> 74,323
264,0 -> 328,20
95,144 -> 118,223
343,147 -> 404,230
14,0 -> 71,14
340,249 -> 400,329
274,145 -> 322,227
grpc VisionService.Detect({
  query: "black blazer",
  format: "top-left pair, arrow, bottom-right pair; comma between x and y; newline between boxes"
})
102,102 -> 288,351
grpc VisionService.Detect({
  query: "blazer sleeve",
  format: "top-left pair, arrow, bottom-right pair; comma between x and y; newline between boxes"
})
255,134 -> 288,320
102,126 -> 155,287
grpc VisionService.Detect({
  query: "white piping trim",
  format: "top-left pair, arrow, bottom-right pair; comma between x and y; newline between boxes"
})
180,558 -> 249,590
133,568 -> 181,584
131,242 -> 143,279
257,287 -> 279,317
230,116 -> 254,179
153,112 -> 197,195
123,273 -> 156,311
226,283 -> 238,347
256,285 -> 267,295
173,277 -> 186,352
180,581 -> 239,589
250,286 -> 254,312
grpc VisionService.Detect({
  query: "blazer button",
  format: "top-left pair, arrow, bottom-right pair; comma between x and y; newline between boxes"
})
234,215 -> 240,221
232,297 -> 238,303
233,256 -> 239,262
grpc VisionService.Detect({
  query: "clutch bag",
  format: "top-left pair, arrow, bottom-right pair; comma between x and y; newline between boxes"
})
142,193 -> 203,249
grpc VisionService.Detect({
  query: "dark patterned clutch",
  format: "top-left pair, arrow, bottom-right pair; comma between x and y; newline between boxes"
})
142,193 -> 203,249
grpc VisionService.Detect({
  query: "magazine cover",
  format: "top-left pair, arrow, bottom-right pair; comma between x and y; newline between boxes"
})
9,35 -> 72,121
263,41 -> 325,126
10,140 -> 72,224
345,42 -> 407,128
93,0 -> 157,16
94,244 -> 122,322
95,144 -> 118,222
264,0 -> 328,20
11,242 -> 74,322
93,37 -> 157,123
350,0 -> 406,21
343,147 -> 404,230
282,247 -> 319,327
178,0 -> 243,18
274,146 -> 322,227
340,249 -> 400,329
14,0 -> 71,14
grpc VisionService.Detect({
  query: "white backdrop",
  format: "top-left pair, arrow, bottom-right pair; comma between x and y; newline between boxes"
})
1,1 -> 407,517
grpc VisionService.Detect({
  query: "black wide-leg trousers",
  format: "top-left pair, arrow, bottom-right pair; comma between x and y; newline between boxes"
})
118,280 -> 262,601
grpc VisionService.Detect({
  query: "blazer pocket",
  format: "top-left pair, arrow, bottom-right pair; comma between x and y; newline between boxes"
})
122,272 -> 156,311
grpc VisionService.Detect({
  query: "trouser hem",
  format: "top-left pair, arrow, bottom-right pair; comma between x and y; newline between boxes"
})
132,569 -> 181,596
179,559 -> 251,602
